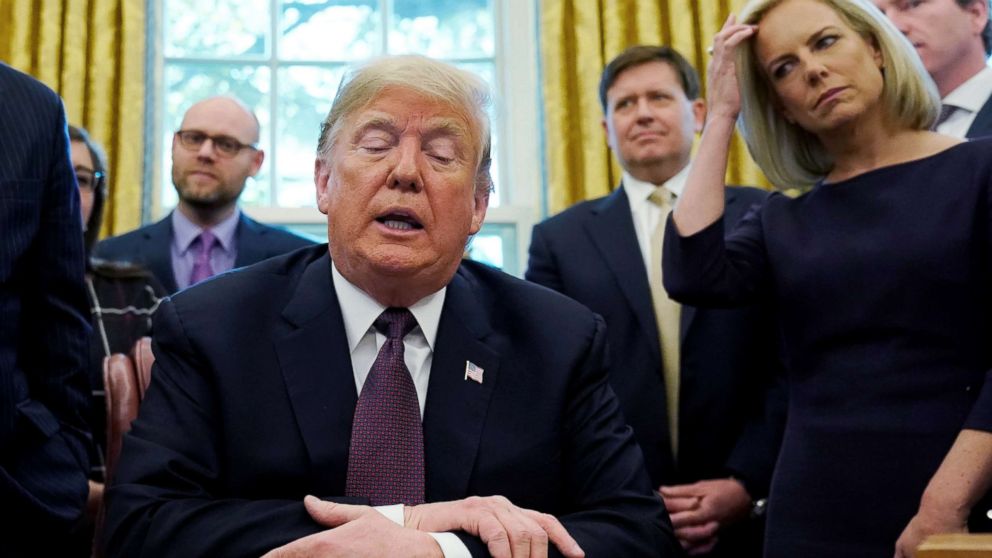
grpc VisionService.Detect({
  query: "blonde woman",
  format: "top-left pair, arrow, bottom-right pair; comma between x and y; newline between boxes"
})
665,0 -> 992,556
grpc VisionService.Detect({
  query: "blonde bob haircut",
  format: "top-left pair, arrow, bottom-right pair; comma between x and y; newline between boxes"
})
736,0 -> 940,188
316,54 -> 493,196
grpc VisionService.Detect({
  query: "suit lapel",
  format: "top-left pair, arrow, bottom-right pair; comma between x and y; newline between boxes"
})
967,94 -> 992,139
144,216 -> 178,292
586,187 -> 662,361
274,253 -> 357,494
422,270 -> 500,502
234,214 -> 267,267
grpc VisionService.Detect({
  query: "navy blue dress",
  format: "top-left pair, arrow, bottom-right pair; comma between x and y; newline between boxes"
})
664,139 -> 992,557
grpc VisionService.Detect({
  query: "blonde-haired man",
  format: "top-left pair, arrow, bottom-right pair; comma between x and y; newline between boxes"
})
104,55 -> 678,558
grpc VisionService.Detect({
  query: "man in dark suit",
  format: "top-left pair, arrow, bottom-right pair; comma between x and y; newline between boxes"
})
874,0 -> 992,138
104,55 -> 677,558
0,63 -> 92,554
95,96 -> 313,292
527,46 -> 785,557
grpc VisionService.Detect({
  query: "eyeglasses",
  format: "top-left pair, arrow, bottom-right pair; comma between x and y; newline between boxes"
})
175,129 -> 258,158
74,167 -> 104,191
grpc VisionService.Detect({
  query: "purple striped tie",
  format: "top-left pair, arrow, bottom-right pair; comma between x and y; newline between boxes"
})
188,230 -> 217,286
345,308 -> 425,505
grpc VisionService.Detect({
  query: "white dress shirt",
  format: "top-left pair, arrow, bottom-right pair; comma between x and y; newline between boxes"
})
938,64 -> 992,138
331,264 -> 469,558
622,164 -> 689,269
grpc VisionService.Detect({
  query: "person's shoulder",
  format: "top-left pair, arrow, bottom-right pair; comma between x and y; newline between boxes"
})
241,215 -> 318,248
532,193 -> 616,243
897,137 -> 992,181
95,221 -> 162,253
457,260 -> 598,323
541,194 -> 611,225
954,136 -> 992,156
725,185 -> 770,203
170,243 -> 326,310
0,63 -> 59,106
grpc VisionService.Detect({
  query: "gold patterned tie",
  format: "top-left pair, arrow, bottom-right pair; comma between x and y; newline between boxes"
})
648,188 -> 681,459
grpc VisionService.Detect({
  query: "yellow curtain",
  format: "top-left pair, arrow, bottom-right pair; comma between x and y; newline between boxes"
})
541,0 -> 769,214
0,0 -> 146,237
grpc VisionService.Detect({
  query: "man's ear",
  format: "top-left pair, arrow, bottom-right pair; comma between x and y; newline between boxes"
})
249,149 -> 265,177
691,99 -> 706,132
966,0 -> 990,36
469,183 -> 490,235
314,158 -> 332,215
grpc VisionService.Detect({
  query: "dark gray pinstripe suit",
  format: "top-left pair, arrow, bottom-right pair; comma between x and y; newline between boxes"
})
0,63 -> 92,551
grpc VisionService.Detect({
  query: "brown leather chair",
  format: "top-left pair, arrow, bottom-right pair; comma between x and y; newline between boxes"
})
102,336 -> 154,485
95,337 -> 154,556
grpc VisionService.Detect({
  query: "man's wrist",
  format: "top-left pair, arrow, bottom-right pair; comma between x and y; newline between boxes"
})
379,504 -> 471,558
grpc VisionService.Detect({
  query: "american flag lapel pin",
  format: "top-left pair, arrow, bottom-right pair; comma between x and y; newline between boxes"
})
464,360 -> 484,384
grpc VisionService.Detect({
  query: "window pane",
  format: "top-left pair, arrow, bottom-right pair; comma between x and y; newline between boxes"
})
456,61 -> 500,207
389,0 -> 494,58
279,0 -> 381,61
161,63 -> 272,208
468,223 -> 518,275
276,65 -> 347,207
164,0 -> 269,57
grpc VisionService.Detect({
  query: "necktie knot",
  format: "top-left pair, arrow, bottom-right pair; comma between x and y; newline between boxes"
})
193,229 -> 217,253
935,103 -> 958,128
648,187 -> 673,210
374,308 -> 417,340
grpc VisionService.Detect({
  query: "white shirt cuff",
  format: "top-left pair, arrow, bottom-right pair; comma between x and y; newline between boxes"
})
375,503 -> 405,525
373,505 -> 471,558
429,532 -> 472,558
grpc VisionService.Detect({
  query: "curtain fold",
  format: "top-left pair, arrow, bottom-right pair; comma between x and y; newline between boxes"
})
540,0 -> 769,215
1,0 -> 146,237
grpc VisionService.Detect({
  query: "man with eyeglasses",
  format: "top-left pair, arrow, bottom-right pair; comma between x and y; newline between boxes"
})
96,96 -> 314,293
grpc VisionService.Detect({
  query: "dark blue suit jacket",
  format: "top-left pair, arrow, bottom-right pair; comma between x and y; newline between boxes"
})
0,64 -> 92,547
527,185 -> 785,503
94,212 -> 316,293
104,245 -> 678,557
967,93 -> 992,139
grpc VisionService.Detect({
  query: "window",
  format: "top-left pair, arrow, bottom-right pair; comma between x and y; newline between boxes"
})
147,0 -> 542,275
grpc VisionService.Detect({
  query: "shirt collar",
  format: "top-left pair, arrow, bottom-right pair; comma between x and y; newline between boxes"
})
331,262 -> 446,354
172,207 -> 241,254
943,65 -> 992,113
622,163 -> 690,207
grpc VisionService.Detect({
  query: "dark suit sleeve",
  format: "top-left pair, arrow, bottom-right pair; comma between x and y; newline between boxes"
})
524,223 -> 565,292
103,298 -> 321,557
663,201 -> 772,307
457,315 -> 679,557
0,81 -> 91,530
723,364 -> 787,500
557,315 -> 678,555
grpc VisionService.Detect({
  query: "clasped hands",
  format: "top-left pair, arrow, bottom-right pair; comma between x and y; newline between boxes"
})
263,495 -> 585,558
660,478 -> 752,556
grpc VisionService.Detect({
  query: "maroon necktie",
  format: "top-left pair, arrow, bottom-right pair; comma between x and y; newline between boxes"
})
188,230 -> 217,285
345,307 -> 425,505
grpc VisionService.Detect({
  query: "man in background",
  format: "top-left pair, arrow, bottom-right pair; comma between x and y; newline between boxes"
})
0,62 -> 92,555
527,45 -> 785,557
96,96 -> 313,292
874,0 -> 992,138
